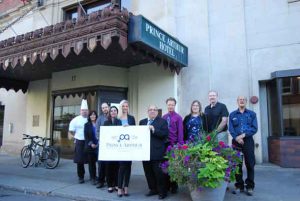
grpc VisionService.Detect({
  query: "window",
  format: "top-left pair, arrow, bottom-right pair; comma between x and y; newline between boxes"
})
64,0 -> 111,21
267,76 -> 300,137
52,93 -> 97,159
282,77 -> 292,94
282,77 -> 300,136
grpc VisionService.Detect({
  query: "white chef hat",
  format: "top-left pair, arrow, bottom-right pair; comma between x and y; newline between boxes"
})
81,99 -> 88,110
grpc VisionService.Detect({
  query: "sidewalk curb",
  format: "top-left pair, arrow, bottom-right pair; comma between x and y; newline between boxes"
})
0,183 -> 139,201
0,184 -> 51,196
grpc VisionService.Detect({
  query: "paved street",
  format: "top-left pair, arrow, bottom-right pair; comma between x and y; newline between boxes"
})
0,189 -> 75,201
0,151 -> 300,201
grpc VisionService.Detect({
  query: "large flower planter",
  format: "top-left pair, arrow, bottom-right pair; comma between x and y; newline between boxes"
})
190,181 -> 227,201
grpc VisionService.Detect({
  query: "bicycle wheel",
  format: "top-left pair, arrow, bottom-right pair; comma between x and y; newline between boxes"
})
44,147 -> 60,169
20,146 -> 32,168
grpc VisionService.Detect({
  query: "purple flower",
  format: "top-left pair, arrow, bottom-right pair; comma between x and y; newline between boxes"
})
184,155 -> 190,165
160,161 -> 169,169
197,187 -> 203,192
171,153 -> 175,158
160,161 -> 169,174
166,145 -> 172,152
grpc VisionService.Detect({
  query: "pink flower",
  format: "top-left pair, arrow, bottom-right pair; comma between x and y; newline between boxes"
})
206,135 -> 211,141
182,144 -> 189,150
219,141 -> 225,147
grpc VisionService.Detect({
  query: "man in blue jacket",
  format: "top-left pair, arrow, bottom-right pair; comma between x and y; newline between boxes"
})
229,96 -> 258,196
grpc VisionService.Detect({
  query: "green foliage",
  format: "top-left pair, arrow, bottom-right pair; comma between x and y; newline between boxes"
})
162,130 -> 242,190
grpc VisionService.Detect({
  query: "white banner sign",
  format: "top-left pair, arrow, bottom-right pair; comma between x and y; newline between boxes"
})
98,125 -> 150,161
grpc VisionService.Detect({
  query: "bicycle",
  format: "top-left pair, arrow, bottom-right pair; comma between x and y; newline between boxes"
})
21,134 -> 60,169
20,134 -> 39,168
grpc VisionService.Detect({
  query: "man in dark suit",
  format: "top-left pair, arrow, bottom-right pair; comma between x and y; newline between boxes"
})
140,105 -> 169,200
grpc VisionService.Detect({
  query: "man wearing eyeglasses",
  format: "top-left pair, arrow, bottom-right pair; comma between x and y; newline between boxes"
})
140,105 -> 169,200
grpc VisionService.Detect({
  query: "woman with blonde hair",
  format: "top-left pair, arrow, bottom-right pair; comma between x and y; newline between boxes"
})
117,100 -> 136,197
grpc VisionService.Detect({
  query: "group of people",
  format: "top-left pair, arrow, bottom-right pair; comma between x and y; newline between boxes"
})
68,90 -> 258,199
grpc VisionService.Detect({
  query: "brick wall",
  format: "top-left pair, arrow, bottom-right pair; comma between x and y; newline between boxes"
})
0,0 -> 23,14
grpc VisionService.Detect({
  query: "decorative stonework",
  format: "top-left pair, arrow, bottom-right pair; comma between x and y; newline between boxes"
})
0,5 -> 130,70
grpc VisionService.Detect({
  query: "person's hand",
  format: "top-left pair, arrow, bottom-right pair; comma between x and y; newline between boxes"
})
237,138 -> 244,145
91,144 -> 97,148
235,135 -> 244,145
149,125 -> 155,132
68,133 -> 74,140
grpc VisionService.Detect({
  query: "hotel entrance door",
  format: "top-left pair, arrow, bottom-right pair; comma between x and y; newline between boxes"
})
52,88 -> 127,159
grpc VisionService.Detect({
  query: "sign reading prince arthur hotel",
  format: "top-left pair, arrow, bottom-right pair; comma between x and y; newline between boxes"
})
129,15 -> 188,67
98,126 -> 150,161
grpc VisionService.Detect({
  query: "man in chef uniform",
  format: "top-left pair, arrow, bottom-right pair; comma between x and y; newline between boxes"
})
69,99 -> 89,183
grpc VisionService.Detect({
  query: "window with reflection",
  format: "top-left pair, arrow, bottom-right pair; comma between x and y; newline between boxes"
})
64,0 -> 111,20
282,77 -> 300,136
53,93 -> 97,159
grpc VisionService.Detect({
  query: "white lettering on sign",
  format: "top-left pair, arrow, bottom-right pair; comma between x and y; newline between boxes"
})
159,41 -> 175,56
145,23 -> 166,42
145,22 -> 185,58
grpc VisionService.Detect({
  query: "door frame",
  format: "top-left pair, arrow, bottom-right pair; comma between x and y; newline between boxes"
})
0,104 -> 5,147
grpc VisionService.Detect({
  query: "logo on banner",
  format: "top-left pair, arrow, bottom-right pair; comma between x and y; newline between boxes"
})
118,134 -> 130,142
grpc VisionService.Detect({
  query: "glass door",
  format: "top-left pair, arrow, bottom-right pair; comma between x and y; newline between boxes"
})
52,87 -> 127,159
52,93 -> 97,159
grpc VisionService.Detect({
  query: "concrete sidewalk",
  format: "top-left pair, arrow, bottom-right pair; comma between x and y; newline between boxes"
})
0,152 -> 299,201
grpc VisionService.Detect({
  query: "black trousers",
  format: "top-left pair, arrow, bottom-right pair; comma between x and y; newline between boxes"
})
106,161 -> 119,188
232,137 -> 255,190
98,161 -> 106,183
77,163 -> 85,179
143,160 -> 167,196
118,161 -> 132,188
87,153 -> 97,180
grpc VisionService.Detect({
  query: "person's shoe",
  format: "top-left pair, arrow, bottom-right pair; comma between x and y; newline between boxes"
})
145,190 -> 158,196
246,188 -> 253,196
108,188 -> 114,193
117,188 -> 123,197
158,194 -> 167,199
78,178 -> 84,184
96,182 -> 104,188
123,187 -> 129,196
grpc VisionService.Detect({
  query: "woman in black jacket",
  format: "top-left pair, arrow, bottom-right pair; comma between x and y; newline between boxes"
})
117,100 -> 136,197
84,110 -> 98,185
103,106 -> 122,193
183,100 -> 208,142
